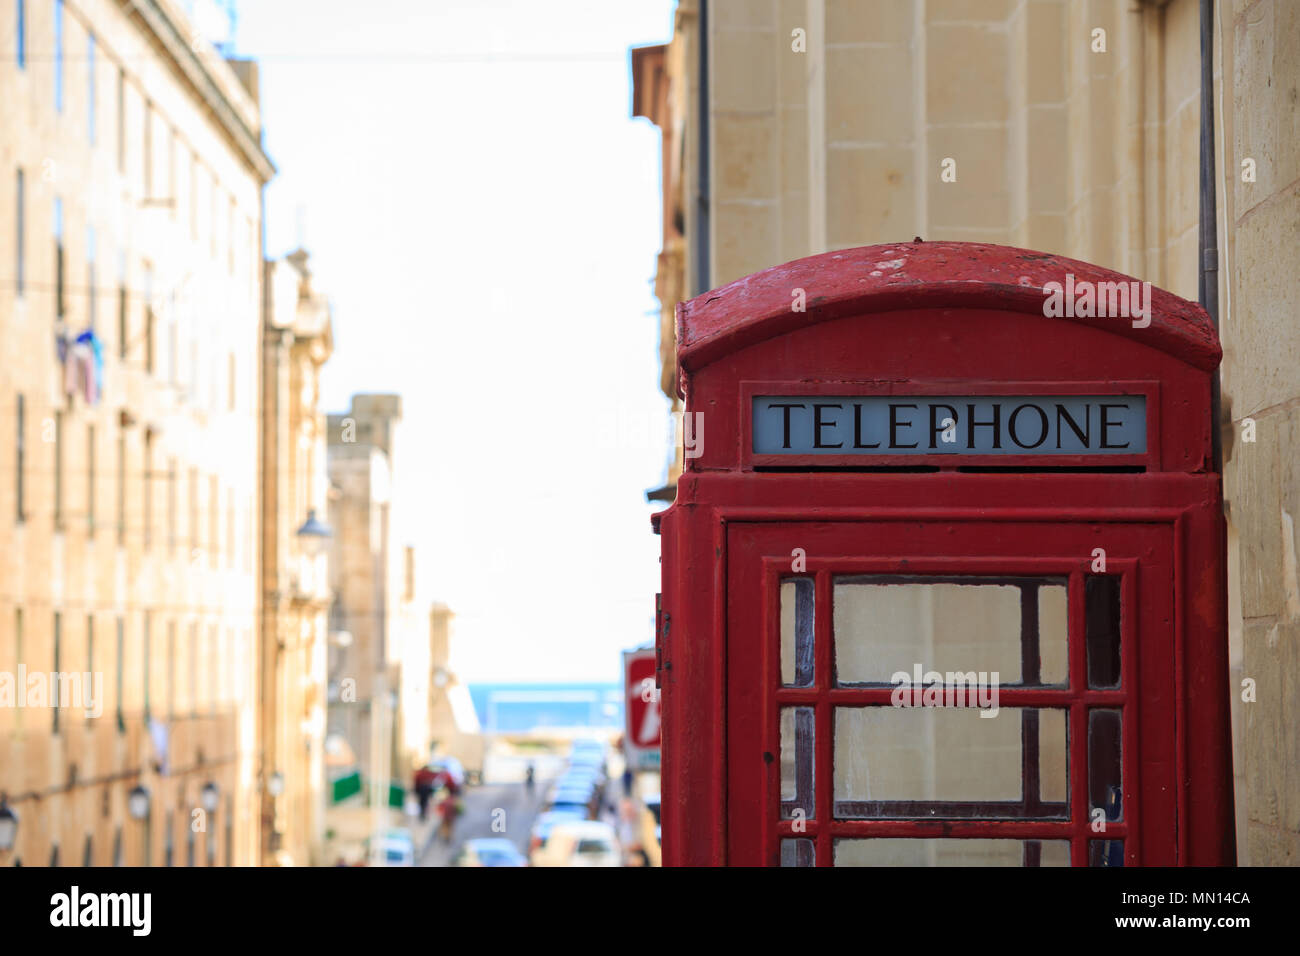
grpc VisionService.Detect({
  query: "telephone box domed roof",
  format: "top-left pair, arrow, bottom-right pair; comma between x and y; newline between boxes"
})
676,241 -> 1222,378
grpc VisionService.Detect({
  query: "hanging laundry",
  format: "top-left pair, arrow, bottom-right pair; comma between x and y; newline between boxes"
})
62,337 -> 81,401
74,329 -> 104,405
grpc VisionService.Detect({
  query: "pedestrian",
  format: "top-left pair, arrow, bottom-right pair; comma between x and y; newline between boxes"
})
622,766 -> 633,798
524,761 -> 535,793
413,764 -> 437,821
437,794 -> 460,843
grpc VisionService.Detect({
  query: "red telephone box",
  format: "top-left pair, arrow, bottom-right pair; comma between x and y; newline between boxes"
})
653,241 -> 1233,867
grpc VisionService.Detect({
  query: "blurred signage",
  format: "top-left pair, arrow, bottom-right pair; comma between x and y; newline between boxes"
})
752,394 -> 1146,455
623,648 -> 661,771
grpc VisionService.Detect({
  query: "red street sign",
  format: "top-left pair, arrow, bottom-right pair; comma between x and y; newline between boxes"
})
624,649 -> 660,768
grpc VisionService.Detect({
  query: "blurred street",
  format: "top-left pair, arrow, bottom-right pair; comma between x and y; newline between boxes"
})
418,753 -> 563,867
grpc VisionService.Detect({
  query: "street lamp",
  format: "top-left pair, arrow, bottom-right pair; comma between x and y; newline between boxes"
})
295,509 -> 331,557
127,785 -> 151,821
200,782 -> 219,814
0,800 -> 17,853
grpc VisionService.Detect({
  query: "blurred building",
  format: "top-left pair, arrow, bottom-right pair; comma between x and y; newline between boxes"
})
427,602 -> 483,779
0,0 -> 273,865
635,0 -> 1300,863
259,248 -> 333,865
323,394 -> 430,860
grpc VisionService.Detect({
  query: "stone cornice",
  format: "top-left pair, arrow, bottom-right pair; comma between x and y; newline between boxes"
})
124,0 -> 276,182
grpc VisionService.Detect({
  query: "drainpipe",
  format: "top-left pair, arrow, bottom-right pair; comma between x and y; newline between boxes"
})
1199,0 -> 1221,474
693,0 -> 710,296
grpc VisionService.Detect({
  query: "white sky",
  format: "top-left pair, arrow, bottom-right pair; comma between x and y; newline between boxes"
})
238,0 -> 676,683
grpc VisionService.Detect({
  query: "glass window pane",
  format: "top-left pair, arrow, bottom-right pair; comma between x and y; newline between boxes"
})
780,706 -> 815,820
1089,839 -> 1124,866
1038,583 -> 1068,685
780,577 -> 814,687
1031,840 -> 1072,867
1089,708 -> 1123,823
1086,576 -> 1122,688
833,707 -> 1068,818
833,576 -> 1067,686
780,838 -> 815,867
834,838 -> 1070,867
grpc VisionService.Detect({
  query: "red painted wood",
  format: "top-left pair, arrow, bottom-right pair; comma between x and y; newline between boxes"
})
657,243 -> 1231,867
676,241 -> 1221,377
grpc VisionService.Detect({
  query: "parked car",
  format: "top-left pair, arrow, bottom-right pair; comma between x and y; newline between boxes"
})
547,781 -> 599,818
453,838 -> 528,867
528,809 -> 588,865
532,820 -> 622,867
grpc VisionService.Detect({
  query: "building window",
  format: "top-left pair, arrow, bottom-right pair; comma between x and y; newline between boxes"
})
15,167 -> 23,297
144,265 -> 155,373
14,608 -> 23,734
142,612 -> 151,721
50,845 -> 59,867
142,429 -> 153,548
168,130 -> 176,219
168,296 -> 177,384
143,101 -> 152,196
186,821 -> 194,867
117,252 -> 127,360
112,827 -> 123,866
209,475 -> 218,568
224,798 -> 232,866
86,227 -> 96,328
86,423 -> 94,533
15,393 -> 25,522
52,611 -> 61,732
54,197 -> 64,319
116,427 -> 125,544
53,0 -> 62,112
83,835 -> 92,867
166,619 -> 175,720
115,616 -> 124,731
208,622 -> 218,716
164,811 -> 174,867
87,33 -> 95,143
16,0 -> 25,70
116,68 -> 125,173
53,409 -> 64,530
188,620 -> 197,717
167,458 -> 176,554
188,466 -> 197,552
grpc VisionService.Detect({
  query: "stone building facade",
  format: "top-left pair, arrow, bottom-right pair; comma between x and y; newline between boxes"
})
259,248 -> 332,865
0,0 -> 273,865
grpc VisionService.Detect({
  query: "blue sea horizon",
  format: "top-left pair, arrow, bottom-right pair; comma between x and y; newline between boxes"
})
469,682 -> 624,734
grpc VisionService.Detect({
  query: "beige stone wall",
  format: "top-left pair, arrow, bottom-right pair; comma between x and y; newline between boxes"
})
645,0 -> 1299,864
1219,0 -> 1300,866
703,0 -> 1219,292
0,0 -> 269,865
